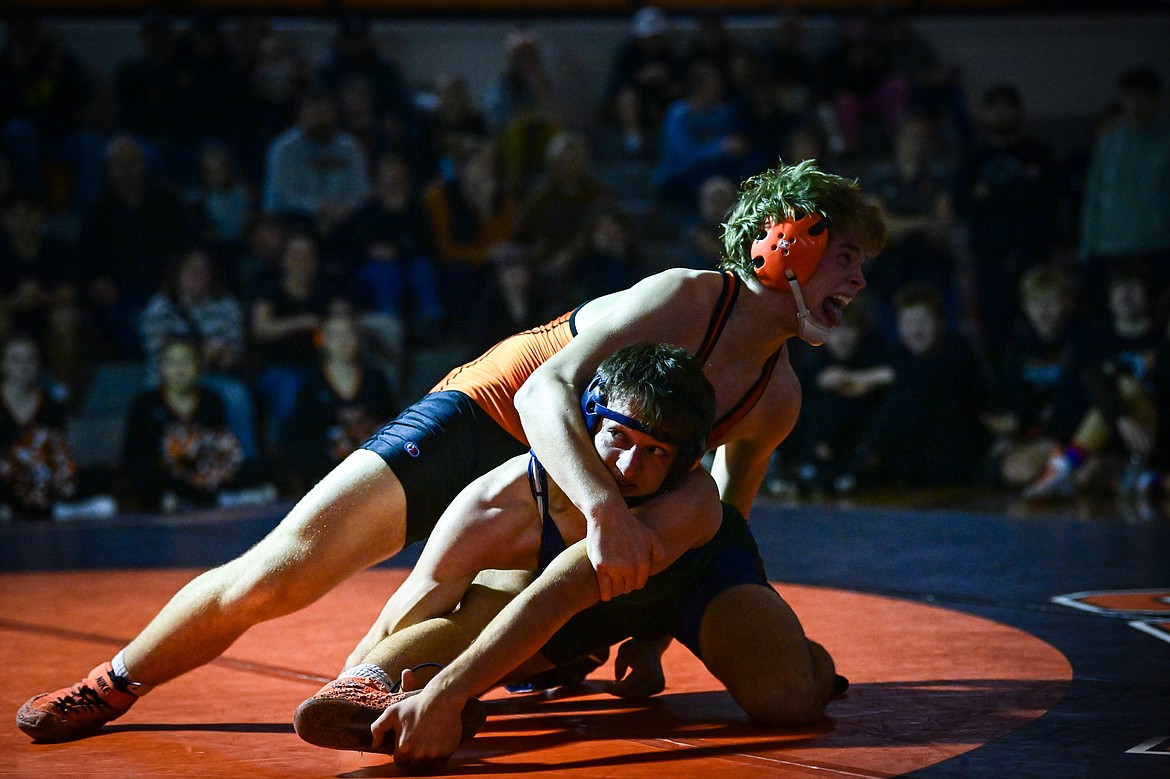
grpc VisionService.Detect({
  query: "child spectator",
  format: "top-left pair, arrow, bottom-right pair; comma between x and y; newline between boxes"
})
0,333 -> 76,521
1025,262 -> 1164,499
118,336 -> 262,512
278,313 -> 395,493
836,283 -> 990,491
788,302 -> 894,494
983,265 -> 1081,489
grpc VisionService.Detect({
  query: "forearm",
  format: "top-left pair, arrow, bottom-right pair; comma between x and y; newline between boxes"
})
515,374 -> 623,521
427,543 -> 599,703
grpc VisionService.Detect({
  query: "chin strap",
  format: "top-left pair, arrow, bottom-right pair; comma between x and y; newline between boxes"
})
785,271 -> 831,346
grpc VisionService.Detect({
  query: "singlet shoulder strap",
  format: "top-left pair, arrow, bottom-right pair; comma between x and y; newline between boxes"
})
709,345 -> 785,443
527,450 -> 550,521
528,451 -> 570,573
694,272 -> 740,365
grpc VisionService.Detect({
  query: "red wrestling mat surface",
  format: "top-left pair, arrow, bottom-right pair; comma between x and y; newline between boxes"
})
1,569 -> 1071,778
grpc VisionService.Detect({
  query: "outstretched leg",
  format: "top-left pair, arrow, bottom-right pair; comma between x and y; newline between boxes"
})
19,450 -> 408,742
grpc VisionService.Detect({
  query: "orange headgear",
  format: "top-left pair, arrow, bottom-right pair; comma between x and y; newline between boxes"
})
749,213 -> 829,290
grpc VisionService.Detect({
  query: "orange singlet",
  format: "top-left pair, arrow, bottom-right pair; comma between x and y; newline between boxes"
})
432,309 -> 578,445
432,272 -> 784,451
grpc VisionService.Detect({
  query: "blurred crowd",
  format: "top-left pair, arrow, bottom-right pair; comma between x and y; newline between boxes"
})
1,5 -> 1168,521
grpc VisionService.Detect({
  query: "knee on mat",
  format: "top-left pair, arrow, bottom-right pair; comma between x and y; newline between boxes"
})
733,682 -> 827,728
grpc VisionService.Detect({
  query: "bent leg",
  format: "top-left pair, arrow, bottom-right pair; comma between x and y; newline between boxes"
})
360,570 -> 532,687
697,584 -> 834,727
122,450 -> 408,685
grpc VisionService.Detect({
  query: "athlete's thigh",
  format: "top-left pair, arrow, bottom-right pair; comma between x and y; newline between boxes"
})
697,584 -> 819,720
238,449 -> 407,589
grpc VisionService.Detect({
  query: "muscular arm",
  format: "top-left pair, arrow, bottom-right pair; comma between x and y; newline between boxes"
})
514,270 -> 716,599
709,352 -> 801,518
371,542 -> 602,766
373,472 -> 722,766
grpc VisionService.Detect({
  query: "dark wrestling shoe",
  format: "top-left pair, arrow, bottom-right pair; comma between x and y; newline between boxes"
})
293,674 -> 485,754
17,663 -> 139,743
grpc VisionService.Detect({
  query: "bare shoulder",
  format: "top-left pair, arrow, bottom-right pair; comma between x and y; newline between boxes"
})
576,268 -> 726,334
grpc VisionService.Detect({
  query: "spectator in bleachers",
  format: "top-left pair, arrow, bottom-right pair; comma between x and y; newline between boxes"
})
652,59 -> 757,208
763,11 -> 827,134
277,312 -> 395,494
982,265 -> 1081,489
0,191 -> 84,386
235,213 -> 290,304
337,75 -> 409,175
172,10 -> 242,155
77,134 -> 199,360
424,74 -> 489,182
723,43 -> 801,168
825,13 -> 910,160
138,245 -> 258,461
139,247 -> 247,380
250,229 -> 347,448
315,13 -> 426,173
880,10 -> 968,148
487,26 -> 562,201
0,332 -> 76,521
787,301 -> 894,495
336,152 -> 443,351
1078,66 -> 1170,316
423,141 -> 520,352
679,11 -> 734,81
515,132 -> 612,322
117,335 -> 252,512
684,174 -> 736,270
262,88 -> 370,240
953,83 -> 1061,363
187,141 -> 256,272
239,28 -> 311,181
113,12 -> 204,187
1025,261 -> 1165,499
833,283 -> 990,492
604,5 -> 683,159
0,7 -> 105,216
1140,292 -> 1170,496
864,113 -> 957,336
573,206 -> 645,302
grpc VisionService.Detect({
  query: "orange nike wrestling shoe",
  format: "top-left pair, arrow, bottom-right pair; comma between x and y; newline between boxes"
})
294,674 -> 485,754
17,663 -> 140,743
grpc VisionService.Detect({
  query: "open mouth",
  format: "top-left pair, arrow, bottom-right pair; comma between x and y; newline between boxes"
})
821,294 -> 851,328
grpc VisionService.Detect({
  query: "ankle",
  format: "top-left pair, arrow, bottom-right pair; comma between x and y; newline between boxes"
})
110,651 -> 151,697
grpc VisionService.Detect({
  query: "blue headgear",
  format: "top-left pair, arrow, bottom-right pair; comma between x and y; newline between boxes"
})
580,373 -> 706,496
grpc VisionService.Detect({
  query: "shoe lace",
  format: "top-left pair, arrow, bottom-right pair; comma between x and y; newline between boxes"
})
51,684 -> 113,715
